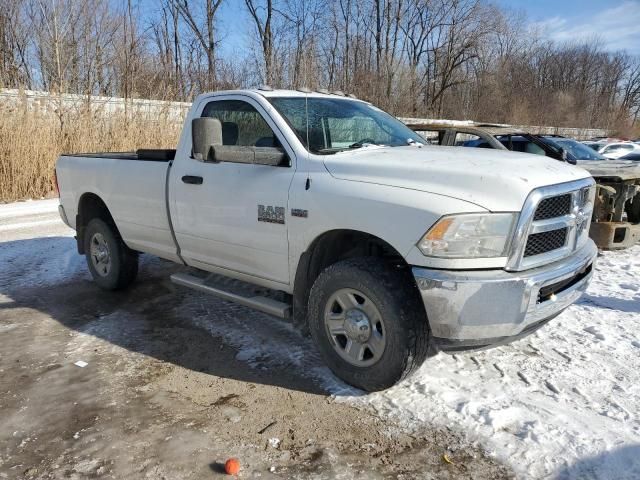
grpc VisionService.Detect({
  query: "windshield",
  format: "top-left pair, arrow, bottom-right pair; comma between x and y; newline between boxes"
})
584,142 -> 603,151
268,97 -> 426,154
544,137 -> 607,161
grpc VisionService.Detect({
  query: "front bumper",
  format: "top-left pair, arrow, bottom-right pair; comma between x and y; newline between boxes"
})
412,240 -> 597,351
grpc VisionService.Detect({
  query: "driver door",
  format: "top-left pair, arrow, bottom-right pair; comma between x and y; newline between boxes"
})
170,96 -> 296,286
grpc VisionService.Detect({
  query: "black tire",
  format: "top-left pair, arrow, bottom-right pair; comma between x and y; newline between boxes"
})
84,218 -> 138,290
308,258 -> 430,392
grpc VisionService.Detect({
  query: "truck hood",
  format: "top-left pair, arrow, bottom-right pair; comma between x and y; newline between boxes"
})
323,146 -> 592,212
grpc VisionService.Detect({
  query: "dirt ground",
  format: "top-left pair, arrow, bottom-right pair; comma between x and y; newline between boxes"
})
0,217 -> 513,479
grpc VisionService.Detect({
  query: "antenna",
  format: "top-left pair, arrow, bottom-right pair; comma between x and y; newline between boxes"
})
305,95 -> 310,151
304,94 -> 311,190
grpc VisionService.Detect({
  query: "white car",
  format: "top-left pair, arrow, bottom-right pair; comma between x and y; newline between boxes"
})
55,89 -> 597,391
599,142 -> 640,159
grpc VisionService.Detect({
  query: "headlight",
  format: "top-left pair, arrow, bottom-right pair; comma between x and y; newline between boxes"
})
417,213 -> 517,258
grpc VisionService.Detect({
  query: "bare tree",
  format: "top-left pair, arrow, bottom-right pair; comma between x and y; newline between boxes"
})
244,0 -> 276,85
1,0 -> 639,134
0,0 -> 32,88
173,0 -> 224,89
619,55 -> 640,127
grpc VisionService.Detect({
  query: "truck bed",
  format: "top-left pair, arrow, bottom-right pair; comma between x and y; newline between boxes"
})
56,149 -> 178,262
63,149 -> 176,162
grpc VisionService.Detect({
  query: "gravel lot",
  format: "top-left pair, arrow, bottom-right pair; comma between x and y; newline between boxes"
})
0,201 -> 511,479
1,199 -> 639,479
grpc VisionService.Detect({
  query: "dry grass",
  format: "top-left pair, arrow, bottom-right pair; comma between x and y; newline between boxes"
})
0,102 -> 183,203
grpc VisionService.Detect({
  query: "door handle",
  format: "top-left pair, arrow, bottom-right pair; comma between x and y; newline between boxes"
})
182,175 -> 203,185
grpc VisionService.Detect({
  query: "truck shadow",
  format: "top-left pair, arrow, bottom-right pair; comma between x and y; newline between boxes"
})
579,293 -> 640,314
554,444 -> 640,479
0,236 -> 355,397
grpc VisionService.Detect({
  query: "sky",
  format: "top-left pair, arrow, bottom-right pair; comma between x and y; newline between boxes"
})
498,0 -> 640,54
136,0 -> 640,56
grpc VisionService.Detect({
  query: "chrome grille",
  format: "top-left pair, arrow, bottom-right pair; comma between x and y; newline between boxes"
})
506,178 -> 596,271
524,228 -> 568,257
578,187 -> 590,207
533,194 -> 571,220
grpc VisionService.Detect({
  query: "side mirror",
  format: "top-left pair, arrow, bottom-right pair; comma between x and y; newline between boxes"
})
192,117 -> 222,161
211,145 -> 288,166
255,147 -> 288,166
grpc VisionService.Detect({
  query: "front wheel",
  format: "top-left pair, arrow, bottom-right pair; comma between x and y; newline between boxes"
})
308,258 -> 430,392
84,218 -> 138,290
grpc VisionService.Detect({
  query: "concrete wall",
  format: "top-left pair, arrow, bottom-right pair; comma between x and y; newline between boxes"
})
0,89 -> 609,140
0,89 -> 190,122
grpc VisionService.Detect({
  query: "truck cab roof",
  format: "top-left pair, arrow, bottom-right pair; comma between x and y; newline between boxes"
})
193,88 -> 367,103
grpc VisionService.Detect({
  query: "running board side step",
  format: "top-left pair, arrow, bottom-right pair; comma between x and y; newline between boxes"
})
170,272 -> 292,319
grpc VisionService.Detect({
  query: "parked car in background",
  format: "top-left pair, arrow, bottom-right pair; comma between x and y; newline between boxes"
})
619,152 -> 640,161
405,121 -> 640,250
541,136 -> 608,162
599,142 -> 640,159
402,122 -> 571,162
496,135 -> 607,163
582,140 -> 607,151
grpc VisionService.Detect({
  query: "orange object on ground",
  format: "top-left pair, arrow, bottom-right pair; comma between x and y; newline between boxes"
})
225,458 -> 240,475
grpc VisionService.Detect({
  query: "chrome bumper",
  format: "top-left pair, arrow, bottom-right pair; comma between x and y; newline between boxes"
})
412,240 -> 597,349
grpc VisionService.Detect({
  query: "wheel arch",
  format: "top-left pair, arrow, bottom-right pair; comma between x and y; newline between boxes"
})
292,229 -> 410,332
76,193 -> 120,254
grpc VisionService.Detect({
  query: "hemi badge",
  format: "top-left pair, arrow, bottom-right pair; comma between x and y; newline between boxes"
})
291,209 -> 308,218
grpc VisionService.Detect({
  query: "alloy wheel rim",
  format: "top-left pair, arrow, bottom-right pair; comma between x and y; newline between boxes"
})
323,288 -> 386,367
90,232 -> 111,277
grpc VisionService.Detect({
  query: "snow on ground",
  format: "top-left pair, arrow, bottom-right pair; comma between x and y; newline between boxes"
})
1,199 -> 639,479
0,198 -> 84,290
345,246 -> 640,479
0,198 -> 59,219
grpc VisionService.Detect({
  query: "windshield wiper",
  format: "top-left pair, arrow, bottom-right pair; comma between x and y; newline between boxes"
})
314,142 -> 383,154
349,141 -> 382,149
314,147 -> 349,154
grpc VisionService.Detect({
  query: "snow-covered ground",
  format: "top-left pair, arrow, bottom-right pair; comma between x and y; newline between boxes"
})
1,199 -> 639,479
352,245 -> 640,479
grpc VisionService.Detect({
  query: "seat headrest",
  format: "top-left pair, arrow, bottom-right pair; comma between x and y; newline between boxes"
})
222,122 -> 239,145
255,136 -> 275,147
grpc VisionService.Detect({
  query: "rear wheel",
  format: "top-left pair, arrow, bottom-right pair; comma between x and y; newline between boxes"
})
84,218 -> 138,290
308,258 -> 429,392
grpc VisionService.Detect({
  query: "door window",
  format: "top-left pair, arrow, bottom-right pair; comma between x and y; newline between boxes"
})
202,100 -> 281,148
454,132 -> 482,146
416,129 -> 447,145
497,136 -> 546,155
603,145 -> 633,154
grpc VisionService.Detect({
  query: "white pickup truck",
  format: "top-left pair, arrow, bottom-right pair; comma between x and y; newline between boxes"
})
56,88 -> 597,391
